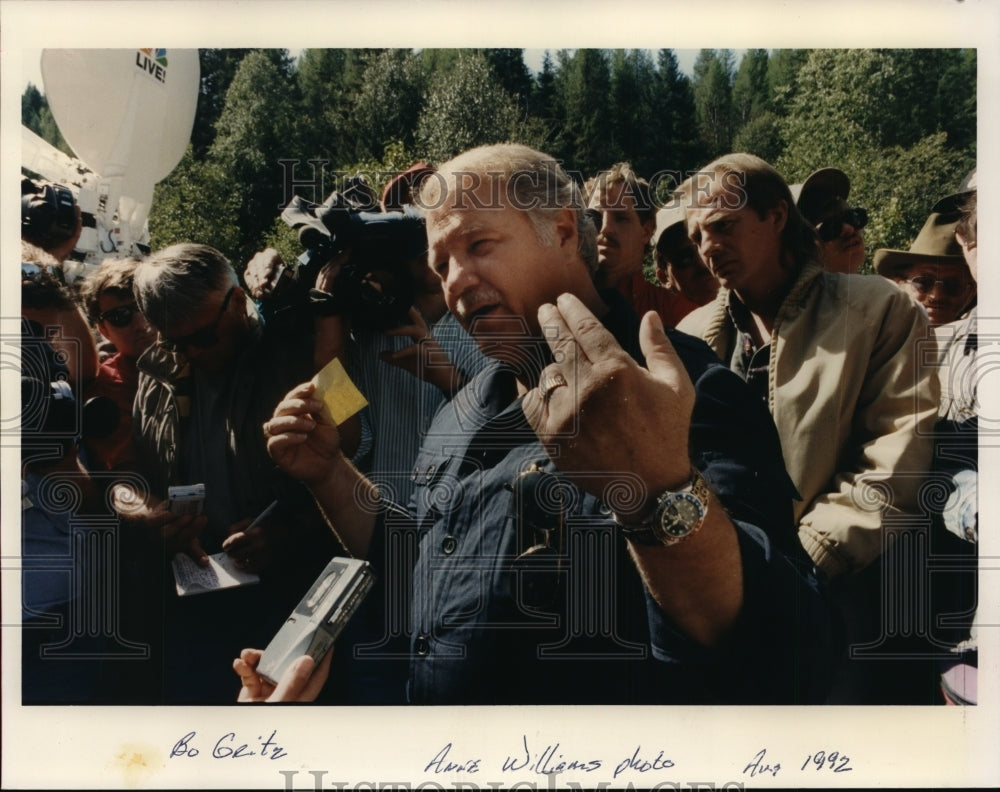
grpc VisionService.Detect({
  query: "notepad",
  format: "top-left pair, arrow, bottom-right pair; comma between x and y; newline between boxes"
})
171,551 -> 260,597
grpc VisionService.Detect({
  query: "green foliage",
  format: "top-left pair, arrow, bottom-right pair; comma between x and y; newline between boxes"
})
608,50 -> 659,175
207,50 -> 303,265
21,83 -> 72,156
552,49 -> 615,175
775,50 -> 976,272
766,49 -> 810,117
654,49 -> 704,174
149,146 -> 242,260
346,50 -> 426,161
855,133 -> 971,266
692,49 -> 736,159
33,46 -> 970,278
733,49 -> 771,126
260,214 -> 305,270
732,111 -> 784,164
415,51 -> 526,164
340,140 -> 424,199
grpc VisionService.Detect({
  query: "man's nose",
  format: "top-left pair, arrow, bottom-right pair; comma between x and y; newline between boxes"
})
443,255 -> 479,300
698,233 -> 720,260
598,211 -> 614,238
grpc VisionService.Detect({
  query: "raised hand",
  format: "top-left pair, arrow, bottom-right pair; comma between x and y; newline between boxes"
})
522,293 -> 695,520
263,382 -> 343,488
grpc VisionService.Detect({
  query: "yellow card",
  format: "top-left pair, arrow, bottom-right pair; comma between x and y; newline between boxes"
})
311,357 -> 368,425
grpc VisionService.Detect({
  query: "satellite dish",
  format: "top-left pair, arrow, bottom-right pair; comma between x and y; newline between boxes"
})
32,49 -> 200,271
41,48 -> 199,182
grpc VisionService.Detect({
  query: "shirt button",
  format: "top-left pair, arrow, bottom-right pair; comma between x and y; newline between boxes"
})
414,635 -> 430,656
425,464 -> 436,482
442,536 -> 457,555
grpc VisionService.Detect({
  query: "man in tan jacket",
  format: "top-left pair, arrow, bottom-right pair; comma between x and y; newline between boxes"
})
677,154 -> 940,702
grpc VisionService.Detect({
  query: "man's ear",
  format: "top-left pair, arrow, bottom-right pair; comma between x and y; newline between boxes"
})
769,199 -> 789,234
555,207 -> 579,253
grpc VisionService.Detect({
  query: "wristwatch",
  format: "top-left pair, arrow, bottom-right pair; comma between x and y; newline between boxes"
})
614,469 -> 710,546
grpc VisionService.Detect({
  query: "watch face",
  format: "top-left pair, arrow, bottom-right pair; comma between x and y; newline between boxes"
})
660,493 -> 705,539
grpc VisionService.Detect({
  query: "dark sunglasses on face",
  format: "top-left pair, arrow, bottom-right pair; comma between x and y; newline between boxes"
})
816,207 -> 869,242
158,286 -> 236,353
98,302 -> 143,329
905,275 -> 972,298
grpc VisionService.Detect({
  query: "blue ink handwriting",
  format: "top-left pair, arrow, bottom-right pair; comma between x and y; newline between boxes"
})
169,730 -> 288,760
501,734 -> 602,775
424,743 -> 481,774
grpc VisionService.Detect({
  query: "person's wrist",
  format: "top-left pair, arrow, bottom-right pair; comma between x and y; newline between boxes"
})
625,463 -> 694,522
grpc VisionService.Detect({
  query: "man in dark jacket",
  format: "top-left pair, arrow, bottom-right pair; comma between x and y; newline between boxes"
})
243,144 -> 841,705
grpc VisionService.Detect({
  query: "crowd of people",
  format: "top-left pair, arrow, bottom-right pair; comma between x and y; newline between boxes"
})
19,144 -> 979,706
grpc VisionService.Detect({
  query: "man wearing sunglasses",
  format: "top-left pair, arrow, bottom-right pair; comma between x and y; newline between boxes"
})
79,257 -> 156,471
792,167 -> 867,275
875,206 -> 977,327
122,243 -> 340,703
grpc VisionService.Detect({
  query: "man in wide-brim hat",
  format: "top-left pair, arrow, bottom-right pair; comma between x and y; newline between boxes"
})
874,207 -> 976,327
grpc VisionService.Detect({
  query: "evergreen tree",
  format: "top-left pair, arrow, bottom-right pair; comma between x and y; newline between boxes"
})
653,49 -> 704,175
692,49 -> 735,159
732,49 -> 771,128
553,49 -> 615,175
609,49 -> 659,176
767,49 -> 810,117
191,49 -> 296,157
530,50 -> 561,149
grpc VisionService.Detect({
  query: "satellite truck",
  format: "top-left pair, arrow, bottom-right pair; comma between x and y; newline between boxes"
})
21,49 -> 200,282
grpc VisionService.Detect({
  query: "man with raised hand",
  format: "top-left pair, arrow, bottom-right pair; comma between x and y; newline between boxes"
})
249,144 -> 839,705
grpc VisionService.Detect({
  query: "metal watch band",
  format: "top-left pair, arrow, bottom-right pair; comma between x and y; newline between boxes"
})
614,469 -> 710,547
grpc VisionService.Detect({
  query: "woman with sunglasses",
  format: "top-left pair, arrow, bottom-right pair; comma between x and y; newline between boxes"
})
79,257 -> 157,471
874,208 -> 976,327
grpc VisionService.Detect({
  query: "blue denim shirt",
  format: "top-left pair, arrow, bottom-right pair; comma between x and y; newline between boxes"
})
362,291 -> 839,704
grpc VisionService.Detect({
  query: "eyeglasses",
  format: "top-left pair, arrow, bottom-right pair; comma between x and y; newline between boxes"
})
98,302 -> 143,329
816,207 -> 868,242
158,287 -> 235,352
905,275 -> 972,298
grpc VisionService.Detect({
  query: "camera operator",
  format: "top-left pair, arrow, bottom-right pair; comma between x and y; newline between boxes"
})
21,175 -> 84,264
246,177 -> 486,508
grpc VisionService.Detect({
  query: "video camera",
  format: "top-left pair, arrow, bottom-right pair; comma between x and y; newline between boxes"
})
21,176 -> 78,250
22,128 -> 153,283
278,177 -> 429,331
